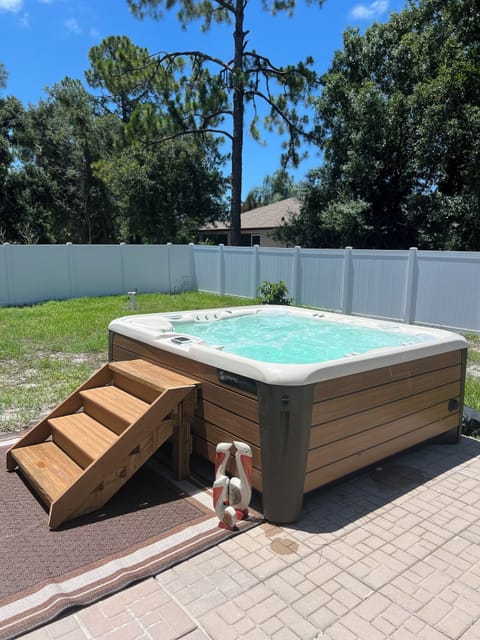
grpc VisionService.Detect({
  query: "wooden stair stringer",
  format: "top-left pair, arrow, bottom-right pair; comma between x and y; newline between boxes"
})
48,384 -> 195,529
6,364 -> 113,471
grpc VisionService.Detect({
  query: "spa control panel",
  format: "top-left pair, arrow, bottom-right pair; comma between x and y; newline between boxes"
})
171,336 -> 193,345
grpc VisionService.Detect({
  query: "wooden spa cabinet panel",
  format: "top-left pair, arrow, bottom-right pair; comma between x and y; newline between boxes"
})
305,349 -> 466,494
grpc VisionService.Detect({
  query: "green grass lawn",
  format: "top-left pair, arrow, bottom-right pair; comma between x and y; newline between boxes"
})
0,291 -> 254,433
464,334 -> 480,416
1,293 -> 479,434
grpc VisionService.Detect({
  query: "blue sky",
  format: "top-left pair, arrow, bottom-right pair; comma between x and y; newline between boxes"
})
0,0 -> 407,197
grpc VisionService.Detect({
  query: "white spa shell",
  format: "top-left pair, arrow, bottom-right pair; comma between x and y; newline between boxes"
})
108,306 -> 467,386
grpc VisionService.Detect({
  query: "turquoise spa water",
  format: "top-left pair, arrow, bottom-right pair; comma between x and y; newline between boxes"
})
172,313 -> 426,365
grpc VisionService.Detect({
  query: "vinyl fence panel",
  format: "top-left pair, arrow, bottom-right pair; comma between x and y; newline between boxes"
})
121,244 -> 169,294
192,244 -> 223,294
68,245 -> 123,298
257,247 -> 296,297
2,243 -> 480,334
223,246 -> 255,298
350,250 -> 409,321
414,251 -> 480,332
168,243 -> 196,293
296,248 -> 345,311
0,244 -> 71,306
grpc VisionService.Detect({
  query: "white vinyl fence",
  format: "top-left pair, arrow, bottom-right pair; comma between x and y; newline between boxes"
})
1,242 -> 480,334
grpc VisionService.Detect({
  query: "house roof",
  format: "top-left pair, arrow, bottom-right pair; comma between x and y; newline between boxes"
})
198,197 -> 300,232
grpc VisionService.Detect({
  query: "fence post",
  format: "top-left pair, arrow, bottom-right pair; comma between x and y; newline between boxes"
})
251,244 -> 260,299
166,243 -> 173,293
189,243 -> 197,291
342,246 -> 354,315
119,242 -> 126,294
291,246 -> 301,305
65,242 -> 73,300
2,243 -> 12,307
403,247 -> 418,324
218,244 -> 225,295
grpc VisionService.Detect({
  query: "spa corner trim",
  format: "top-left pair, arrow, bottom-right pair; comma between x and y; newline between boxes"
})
257,383 -> 313,523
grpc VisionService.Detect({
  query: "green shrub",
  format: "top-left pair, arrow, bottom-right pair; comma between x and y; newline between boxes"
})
257,280 -> 292,305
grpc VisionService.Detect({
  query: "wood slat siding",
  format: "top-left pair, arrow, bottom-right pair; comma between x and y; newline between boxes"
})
192,417 -> 261,462
310,382 -> 460,450
311,365 -> 460,426
304,415 -> 459,493
306,350 -> 464,494
110,333 -> 262,487
197,401 -> 261,447
312,351 -> 461,402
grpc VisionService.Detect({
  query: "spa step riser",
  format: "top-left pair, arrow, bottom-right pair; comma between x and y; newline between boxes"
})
79,386 -> 150,435
49,414 -> 118,469
112,372 -> 160,404
10,442 -> 82,507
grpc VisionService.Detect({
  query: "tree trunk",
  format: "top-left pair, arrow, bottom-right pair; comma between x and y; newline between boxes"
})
230,1 -> 245,246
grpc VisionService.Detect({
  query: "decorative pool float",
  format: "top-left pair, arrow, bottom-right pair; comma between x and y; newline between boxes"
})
109,305 -> 467,523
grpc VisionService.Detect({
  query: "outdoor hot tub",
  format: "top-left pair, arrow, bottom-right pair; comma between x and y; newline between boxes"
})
108,305 -> 467,523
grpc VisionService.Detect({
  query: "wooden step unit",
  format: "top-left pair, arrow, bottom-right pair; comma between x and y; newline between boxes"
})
7,359 -> 199,529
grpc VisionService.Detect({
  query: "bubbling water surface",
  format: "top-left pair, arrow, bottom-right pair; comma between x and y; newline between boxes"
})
172,313 -> 425,364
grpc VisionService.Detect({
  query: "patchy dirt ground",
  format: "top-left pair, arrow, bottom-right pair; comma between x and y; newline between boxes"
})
0,351 -> 106,434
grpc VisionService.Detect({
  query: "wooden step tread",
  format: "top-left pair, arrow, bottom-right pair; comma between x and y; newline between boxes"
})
49,413 -> 118,468
10,442 -> 82,505
109,359 -> 199,392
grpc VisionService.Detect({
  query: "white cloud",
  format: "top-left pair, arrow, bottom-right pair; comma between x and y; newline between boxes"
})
0,0 -> 23,12
64,17 -> 82,34
350,1 -> 389,20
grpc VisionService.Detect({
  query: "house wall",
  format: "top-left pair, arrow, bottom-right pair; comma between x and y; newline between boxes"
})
247,229 -> 284,248
198,228 -> 284,247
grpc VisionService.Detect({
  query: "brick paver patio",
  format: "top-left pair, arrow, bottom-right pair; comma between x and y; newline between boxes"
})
20,436 -> 480,640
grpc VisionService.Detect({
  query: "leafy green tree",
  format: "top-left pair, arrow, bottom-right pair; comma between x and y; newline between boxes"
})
85,36 -> 181,124
243,169 -> 298,211
95,138 -> 227,243
0,95 -> 26,242
275,167 -> 371,247
283,0 -> 480,249
85,36 -> 228,242
14,78 -> 118,243
126,0 -> 325,245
